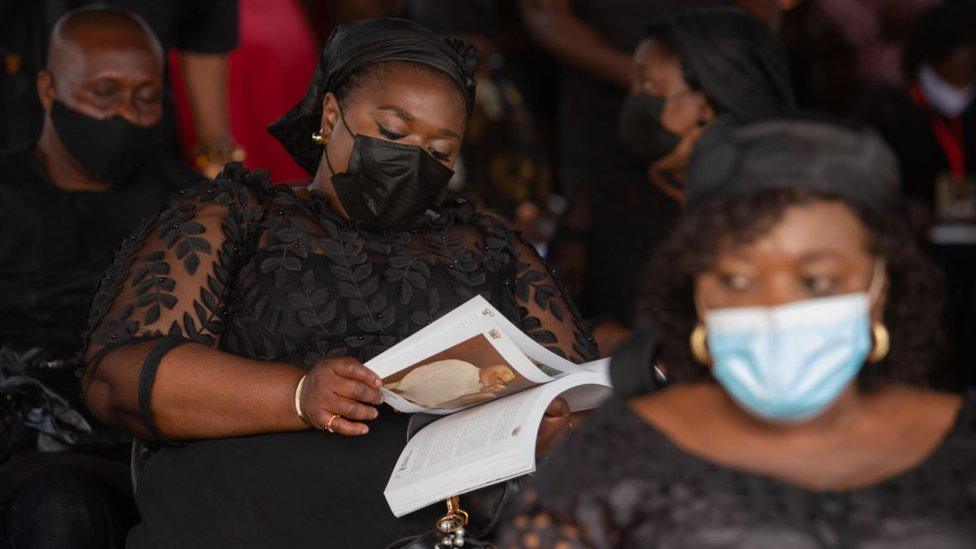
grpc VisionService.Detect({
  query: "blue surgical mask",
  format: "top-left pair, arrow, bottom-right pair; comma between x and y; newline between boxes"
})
702,264 -> 884,423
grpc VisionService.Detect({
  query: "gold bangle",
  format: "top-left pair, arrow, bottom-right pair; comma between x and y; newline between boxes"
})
294,374 -> 309,425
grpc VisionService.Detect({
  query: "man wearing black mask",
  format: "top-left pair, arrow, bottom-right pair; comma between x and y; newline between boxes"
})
0,7 -> 199,548
0,7 -> 198,354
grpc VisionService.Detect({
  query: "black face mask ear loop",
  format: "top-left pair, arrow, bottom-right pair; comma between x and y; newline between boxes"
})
323,105 -> 356,177
324,142 -> 337,177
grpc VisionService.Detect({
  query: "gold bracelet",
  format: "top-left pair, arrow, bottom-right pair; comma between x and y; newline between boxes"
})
294,374 -> 309,425
192,140 -> 245,171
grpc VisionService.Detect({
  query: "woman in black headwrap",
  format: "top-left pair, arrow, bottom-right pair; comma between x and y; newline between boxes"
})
81,18 -> 596,547
500,116 -> 976,547
547,7 -> 796,355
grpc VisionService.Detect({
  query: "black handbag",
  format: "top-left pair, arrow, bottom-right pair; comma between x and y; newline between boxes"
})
0,346 -> 130,462
384,413 -> 524,549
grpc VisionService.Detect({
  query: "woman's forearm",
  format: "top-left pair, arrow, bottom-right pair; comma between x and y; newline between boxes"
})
180,53 -> 231,144
86,342 -> 308,440
519,0 -> 632,89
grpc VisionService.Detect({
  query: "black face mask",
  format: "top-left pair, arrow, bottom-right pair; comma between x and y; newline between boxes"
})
325,114 -> 454,229
50,100 -> 160,184
617,93 -> 682,163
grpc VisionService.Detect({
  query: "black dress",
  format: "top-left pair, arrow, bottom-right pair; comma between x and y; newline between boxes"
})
499,394 -> 976,548
84,163 -> 597,548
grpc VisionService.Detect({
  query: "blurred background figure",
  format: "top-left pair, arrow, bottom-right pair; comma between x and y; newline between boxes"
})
171,0 -> 318,182
547,8 -> 796,355
518,0 -> 721,197
730,0 -> 802,29
406,0 -> 556,244
816,0 -> 938,87
502,115 -> 975,548
0,7 -> 201,548
303,0 -> 406,46
865,0 -> 976,388
0,0 -> 240,178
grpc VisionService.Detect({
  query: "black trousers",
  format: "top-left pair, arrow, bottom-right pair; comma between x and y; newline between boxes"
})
4,465 -> 137,549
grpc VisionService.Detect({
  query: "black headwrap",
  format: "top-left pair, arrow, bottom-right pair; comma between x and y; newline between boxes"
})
268,17 -> 479,175
650,8 -> 796,116
685,115 -> 901,214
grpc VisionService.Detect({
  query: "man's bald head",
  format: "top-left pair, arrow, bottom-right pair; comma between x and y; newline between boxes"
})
48,7 -> 163,73
38,6 -> 164,127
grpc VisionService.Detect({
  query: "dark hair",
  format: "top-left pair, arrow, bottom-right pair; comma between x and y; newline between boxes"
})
638,8 -> 795,117
332,59 -> 467,110
641,188 -> 946,390
639,29 -> 704,94
903,2 -> 976,77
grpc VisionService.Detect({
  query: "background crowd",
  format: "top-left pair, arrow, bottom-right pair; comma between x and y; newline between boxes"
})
0,0 -> 974,547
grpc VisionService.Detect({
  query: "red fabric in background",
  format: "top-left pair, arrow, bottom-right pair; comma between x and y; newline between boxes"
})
171,0 -> 318,183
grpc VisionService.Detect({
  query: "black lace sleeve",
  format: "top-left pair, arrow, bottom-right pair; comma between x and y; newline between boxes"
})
83,164 -> 264,440
475,212 -> 599,363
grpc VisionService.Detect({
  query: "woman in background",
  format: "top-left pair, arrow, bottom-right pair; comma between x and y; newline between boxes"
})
547,8 -> 796,355
502,116 -> 975,547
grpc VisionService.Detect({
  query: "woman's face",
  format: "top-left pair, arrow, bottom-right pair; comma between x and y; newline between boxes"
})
318,64 -> 467,174
695,200 -> 883,316
934,41 -> 976,89
631,38 -> 713,136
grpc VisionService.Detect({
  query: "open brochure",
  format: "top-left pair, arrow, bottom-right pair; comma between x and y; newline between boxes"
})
366,295 -> 612,517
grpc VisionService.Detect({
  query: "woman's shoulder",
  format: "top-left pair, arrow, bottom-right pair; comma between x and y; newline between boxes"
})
167,162 -> 275,210
935,388 -> 976,450
429,198 -> 527,259
432,197 -> 509,235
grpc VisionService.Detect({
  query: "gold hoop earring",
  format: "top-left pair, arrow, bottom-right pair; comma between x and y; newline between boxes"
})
311,130 -> 326,145
867,322 -> 890,363
690,323 -> 711,365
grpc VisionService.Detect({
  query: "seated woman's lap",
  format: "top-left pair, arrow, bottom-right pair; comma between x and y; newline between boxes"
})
127,410 -> 437,548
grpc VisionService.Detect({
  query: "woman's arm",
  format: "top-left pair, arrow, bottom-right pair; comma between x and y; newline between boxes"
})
180,53 -> 239,178
85,340 -> 304,439
518,0 -> 632,89
86,341 -> 384,439
83,170 -> 383,441
505,227 -> 600,364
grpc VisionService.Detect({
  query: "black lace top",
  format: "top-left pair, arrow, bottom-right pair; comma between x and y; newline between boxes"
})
500,394 -> 976,548
83,163 -> 596,547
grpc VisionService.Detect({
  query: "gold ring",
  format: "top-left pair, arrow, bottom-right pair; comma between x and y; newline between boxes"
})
325,413 -> 340,433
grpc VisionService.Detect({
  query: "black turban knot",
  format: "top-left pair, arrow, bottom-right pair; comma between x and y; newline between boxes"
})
685,115 -> 902,215
652,8 -> 797,116
268,17 -> 479,175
